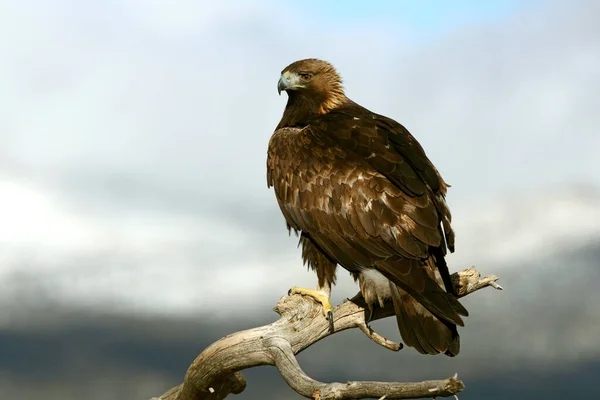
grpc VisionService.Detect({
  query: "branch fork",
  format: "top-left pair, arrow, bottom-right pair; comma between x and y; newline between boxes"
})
151,267 -> 501,400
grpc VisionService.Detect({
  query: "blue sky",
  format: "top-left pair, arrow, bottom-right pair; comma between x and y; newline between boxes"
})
282,0 -> 537,36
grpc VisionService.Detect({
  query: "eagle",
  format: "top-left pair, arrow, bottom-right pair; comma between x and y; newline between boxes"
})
266,58 -> 468,356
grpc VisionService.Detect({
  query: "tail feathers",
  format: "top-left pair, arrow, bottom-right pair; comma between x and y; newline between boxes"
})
390,282 -> 460,356
377,257 -> 468,327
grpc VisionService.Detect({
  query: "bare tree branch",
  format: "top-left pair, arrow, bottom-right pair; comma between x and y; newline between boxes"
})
151,267 -> 501,400
357,321 -> 403,351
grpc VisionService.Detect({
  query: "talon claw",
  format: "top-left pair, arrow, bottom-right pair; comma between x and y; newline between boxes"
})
366,307 -> 374,325
327,310 -> 334,331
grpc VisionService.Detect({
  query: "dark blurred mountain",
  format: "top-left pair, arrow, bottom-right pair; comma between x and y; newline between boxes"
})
1,241 -> 598,400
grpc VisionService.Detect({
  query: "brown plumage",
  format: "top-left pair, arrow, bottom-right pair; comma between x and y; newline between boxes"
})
267,58 -> 467,356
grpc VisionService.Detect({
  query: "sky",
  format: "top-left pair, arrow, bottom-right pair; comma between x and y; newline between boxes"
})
282,0 -> 538,34
1,0 -> 599,315
0,1 -> 599,399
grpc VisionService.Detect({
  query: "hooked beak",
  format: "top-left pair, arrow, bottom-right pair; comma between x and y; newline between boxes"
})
277,74 -> 292,95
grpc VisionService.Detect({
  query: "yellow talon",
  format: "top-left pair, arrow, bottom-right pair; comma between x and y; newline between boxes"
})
288,286 -> 334,330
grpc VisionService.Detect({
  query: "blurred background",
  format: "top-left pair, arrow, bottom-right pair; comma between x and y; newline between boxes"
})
1,0 -> 599,399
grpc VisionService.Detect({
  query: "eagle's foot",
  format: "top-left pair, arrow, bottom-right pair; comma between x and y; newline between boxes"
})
288,286 -> 334,331
365,307 -> 374,329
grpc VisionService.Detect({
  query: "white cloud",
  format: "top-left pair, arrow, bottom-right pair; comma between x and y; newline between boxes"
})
0,1 -> 599,369
449,185 -> 600,269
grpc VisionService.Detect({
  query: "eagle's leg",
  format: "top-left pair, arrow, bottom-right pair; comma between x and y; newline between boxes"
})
292,233 -> 337,330
365,306 -> 374,328
288,283 -> 334,330
355,269 -> 393,330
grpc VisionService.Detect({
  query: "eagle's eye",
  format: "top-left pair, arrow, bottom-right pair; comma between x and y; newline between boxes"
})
299,73 -> 312,82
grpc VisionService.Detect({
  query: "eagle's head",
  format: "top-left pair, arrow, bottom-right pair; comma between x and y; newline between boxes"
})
277,58 -> 346,116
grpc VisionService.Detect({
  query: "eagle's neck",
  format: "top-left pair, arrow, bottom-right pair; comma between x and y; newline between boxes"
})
277,89 -> 347,129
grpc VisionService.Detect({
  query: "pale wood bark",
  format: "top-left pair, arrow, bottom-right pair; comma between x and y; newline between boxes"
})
151,267 -> 501,400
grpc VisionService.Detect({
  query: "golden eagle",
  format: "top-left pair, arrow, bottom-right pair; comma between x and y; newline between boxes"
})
267,58 -> 467,356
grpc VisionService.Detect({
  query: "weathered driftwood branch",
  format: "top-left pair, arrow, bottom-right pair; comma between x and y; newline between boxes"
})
152,267 -> 501,400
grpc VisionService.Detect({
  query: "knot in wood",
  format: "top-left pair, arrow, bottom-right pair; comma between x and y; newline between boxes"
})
445,375 -> 465,394
451,267 -> 478,297
274,294 -> 322,322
